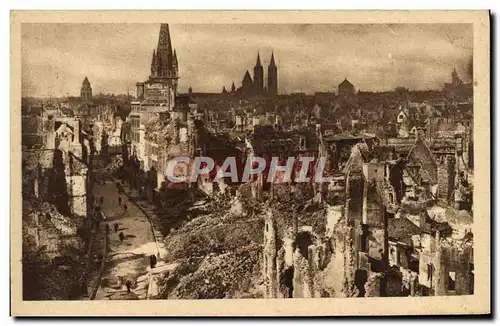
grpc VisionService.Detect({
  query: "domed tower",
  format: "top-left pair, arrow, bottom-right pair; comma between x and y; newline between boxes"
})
80,77 -> 92,102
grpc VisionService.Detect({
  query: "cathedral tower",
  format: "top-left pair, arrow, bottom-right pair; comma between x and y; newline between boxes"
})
253,52 -> 264,95
80,77 -> 92,102
242,70 -> 254,96
142,23 -> 179,109
150,24 -> 179,88
267,52 -> 278,97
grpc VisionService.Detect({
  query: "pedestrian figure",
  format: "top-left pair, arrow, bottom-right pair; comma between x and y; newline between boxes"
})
124,204 -> 128,212
126,280 -> 132,293
114,223 -> 119,233
150,254 -> 157,269
105,224 -> 110,234
118,197 -> 122,205
119,232 -> 125,243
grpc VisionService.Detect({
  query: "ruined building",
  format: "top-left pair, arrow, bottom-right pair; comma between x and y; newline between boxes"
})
129,23 -> 183,175
261,132 -> 473,298
262,192 -> 359,298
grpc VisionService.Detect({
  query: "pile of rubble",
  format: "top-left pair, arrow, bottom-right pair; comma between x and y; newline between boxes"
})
22,199 -> 86,300
168,244 -> 262,299
101,156 -> 123,175
156,196 -> 266,299
39,202 -> 79,235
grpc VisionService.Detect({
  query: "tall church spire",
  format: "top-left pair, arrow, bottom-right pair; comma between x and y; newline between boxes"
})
150,50 -> 157,76
173,49 -> 178,66
157,24 -> 173,54
270,51 -> 276,67
256,52 -> 262,67
243,70 -> 253,83
151,23 -> 177,79
452,67 -> 462,84
145,23 -> 179,108
267,52 -> 278,97
253,52 -> 264,95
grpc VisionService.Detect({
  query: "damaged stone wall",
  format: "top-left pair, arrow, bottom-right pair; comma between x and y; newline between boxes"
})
67,154 -> 88,219
437,156 -> 456,204
364,271 -> 383,297
66,173 -> 87,218
436,239 -> 474,296
313,205 -> 358,298
346,173 -> 364,222
418,232 -> 437,290
289,227 -> 324,298
251,173 -> 263,201
292,247 -> 314,298
419,231 -> 473,296
263,196 -> 361,299
198,176 -> 214,196
263,211 -> 278,298
363,182 -> 383,225
407,137 -> 438,183
368,227 -> 385,261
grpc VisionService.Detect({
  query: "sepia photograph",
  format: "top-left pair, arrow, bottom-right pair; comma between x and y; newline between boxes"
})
11,10 -> 490,316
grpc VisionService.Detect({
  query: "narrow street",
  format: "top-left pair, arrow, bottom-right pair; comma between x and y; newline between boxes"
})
87,179 -> 166,300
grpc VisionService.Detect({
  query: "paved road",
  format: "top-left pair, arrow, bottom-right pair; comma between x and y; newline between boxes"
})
89,181 -> 164,300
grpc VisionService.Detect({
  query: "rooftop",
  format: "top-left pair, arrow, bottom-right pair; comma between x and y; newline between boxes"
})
388,217 -> 421,243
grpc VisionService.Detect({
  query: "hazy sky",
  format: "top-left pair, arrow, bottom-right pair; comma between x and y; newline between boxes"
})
21,23 -> 473,97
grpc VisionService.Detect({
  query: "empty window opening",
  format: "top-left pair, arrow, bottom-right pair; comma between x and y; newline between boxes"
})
295,231 -> 314,259
355,269 -> 368,297
427,264 -> 433,281
280,267 -> 294,298
398,251 -> 404,265
361,224 -> 369,252
448,271 -> 456,291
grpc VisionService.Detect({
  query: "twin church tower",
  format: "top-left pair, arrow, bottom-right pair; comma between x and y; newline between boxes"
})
239,52 -> 278,98
134,24 -> 278,102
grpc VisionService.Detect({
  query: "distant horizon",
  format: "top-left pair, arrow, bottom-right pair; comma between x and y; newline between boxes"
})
22,23 -> 473,98
22,86 -> 453,101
